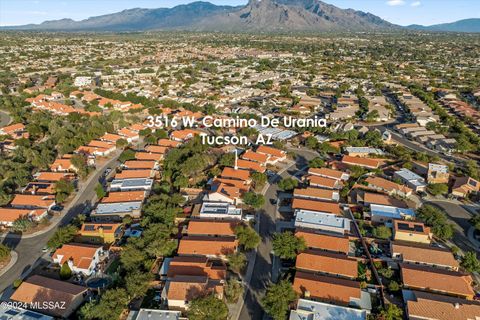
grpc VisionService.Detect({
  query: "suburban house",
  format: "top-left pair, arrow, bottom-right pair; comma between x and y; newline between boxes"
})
345,147 -> 384,158
290,299 -> 367,320
164,275 -> 224,310
236,159 -> 266,173
296,250 -> 358,279
192,202 -> 242,220
204,182 -> 242,205
369,204 -> 415,224
391,241 -> 459,271
100,191 -> 147,204
164,256 -> 227,281
308,167 -> 350,181
241,150 -> 269,165
186,219 -> 238,237
365,176 -> 412,197
342,155 -> 381,169
393,168 -> 427,193
110,178 -> 154,192
91,201 -> 143,222
295,230 -> 350,255
177,236 -> 238,259
451,176 -> 480,198
294,187 -> 340,202
292,198 -> 341,215
256,145 -> 287,164
52,243 -> 106,276
306,175 -> 343,190
427,163 -> 450,184
76,223 -> 123,244
400,264 -> 475,300
0,208 -> 47,227
293,272 -> 371,311
404,290 -> 480,320
114,169 -> 154,180
10,275 -> 88,318
10,194 -> 56,211
49,158 -> 78,172
393,220 -> 432,244
294,210 -> 351,235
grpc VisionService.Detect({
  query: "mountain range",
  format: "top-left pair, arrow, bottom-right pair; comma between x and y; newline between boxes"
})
2,0 -> 479,33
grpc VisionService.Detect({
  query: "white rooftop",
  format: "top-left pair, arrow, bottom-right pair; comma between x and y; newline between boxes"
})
289,299 -> 367,320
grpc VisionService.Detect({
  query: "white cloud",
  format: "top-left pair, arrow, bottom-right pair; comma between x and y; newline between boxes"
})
411,1 -> 421,7
387,0 -> 406,6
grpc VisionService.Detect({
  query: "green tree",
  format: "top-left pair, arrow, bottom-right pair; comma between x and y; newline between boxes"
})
59,262 -> 72,280
0,244 -> 10,261
272,232 -> 306,259
242,192 -> 265,209
55,179 -> 75,203
227,252 -> 247,274
235,225 -> 260,250
461,251 -> 480,273
219,153 -> 235,167
417,205 -> 454,240
119,149 -> 136,162
376,304 -> 403,320
378,267 -> 394,279
11,217 -> 35,232
262,279 -> 297,320
251,172 -> 267,189
120,241 -> 149,271
187,294 -> 228,320
470,215 -> 480,231
427,183 -> 449,196
116,138 -> 128,149
47,225 -> 78,250
278,178 -> 298,191
388,280 -> 400,292
95,183 -> 106,200
225,278 -> 244,303
79,288 -> 129,320
71,154 -> 89,178
373,226 -> 392,240
125,271 -> 153,299
308,157 -> 325,168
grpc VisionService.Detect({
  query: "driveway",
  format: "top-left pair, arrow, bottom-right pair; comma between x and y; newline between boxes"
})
0,151 -> 121,297
238,148 -> 317,320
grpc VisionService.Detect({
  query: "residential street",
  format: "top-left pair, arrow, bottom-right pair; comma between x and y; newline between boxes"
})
0,150 -> 121,297
239,147 -> 317,320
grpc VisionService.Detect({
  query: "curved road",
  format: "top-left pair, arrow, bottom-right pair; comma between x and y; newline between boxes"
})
239,147 -> 318,320
0,152 -> 121,298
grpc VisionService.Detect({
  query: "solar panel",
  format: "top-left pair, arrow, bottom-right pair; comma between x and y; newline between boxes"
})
413,225 -> 424,232
5,309 -> 19,316
84,225 -> 95,231
397,223 -> 410,231
102,226 -> 113,230
24,310 -> 44,319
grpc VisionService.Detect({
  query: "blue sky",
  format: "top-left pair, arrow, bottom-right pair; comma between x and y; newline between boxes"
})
0,0 -> 478,26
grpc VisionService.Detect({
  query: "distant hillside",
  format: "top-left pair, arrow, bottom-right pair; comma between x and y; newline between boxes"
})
2,0 -> 397,32
407,18 -> 480,33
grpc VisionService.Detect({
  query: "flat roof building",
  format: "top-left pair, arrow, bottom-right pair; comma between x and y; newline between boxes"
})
295,210 -> 350,235
289,299 -> 367,320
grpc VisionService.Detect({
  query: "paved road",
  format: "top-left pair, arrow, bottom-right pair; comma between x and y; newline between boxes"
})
425,199 -> 479,252
239,147 -> 317,320
0,151 -> 121,297
0,110 -> 12,127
